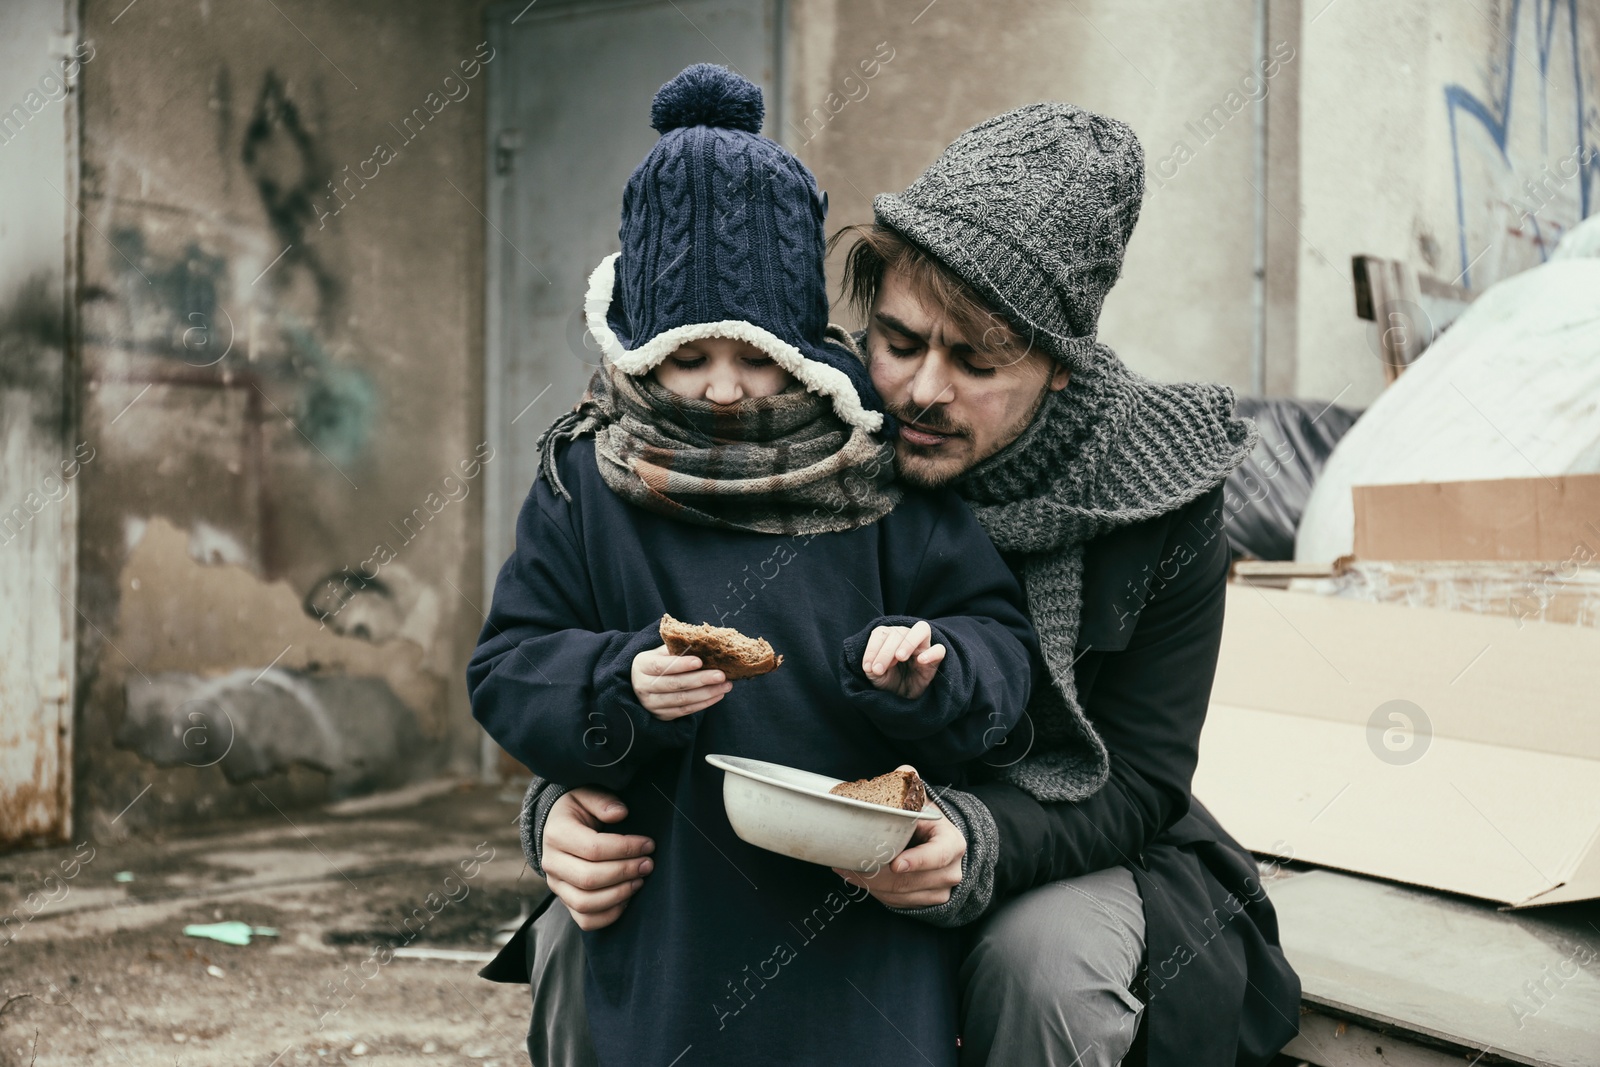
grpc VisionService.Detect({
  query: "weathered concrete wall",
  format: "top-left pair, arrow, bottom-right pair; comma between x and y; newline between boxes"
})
1295,0 -> 1600,406
785,0 -> 1303,393
43,0 -> 1600,837
74,0 -> 493,834
786,0 -> 1599,407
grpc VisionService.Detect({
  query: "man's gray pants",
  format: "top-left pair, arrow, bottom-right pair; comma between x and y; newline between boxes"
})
525,865 -> 1146,1067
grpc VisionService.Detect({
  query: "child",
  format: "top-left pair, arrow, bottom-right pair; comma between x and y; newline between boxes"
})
467,65 -> 1038,1067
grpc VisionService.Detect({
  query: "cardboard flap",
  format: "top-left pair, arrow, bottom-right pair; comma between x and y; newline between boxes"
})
1198,706 -> 1599,905
1211,585 -> 1600,759
1197,587 -> 1600,906
1521,824 -> 1600,907
1352,473 -> 1600,562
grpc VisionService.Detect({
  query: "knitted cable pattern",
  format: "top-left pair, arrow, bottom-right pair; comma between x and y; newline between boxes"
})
769,157 -> 828,340
637,146 -> 695,334
606,64 -> 886,426
875,103 -> 1145,371
710,147 -> 759,323
955,347 -> 1257,802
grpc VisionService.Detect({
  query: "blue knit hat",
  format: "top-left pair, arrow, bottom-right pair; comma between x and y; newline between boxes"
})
583,64 -> 886,434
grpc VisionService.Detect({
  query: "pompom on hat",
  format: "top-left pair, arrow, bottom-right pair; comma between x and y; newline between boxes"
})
649,63 -> 764,134
585,64 -> 888,434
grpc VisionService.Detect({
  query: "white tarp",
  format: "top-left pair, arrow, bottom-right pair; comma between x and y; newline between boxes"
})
1296,214 -> 1600,564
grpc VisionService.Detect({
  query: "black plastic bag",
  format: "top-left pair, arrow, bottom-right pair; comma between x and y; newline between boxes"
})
1225,397 -> 1362,561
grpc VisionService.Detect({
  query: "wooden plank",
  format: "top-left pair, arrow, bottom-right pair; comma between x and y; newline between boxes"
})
1285,1011 -> 1508,1067
1232,561 -> 1340,589
1268,871 -> 1600,1067
1351,254 -> 1427,383
1232,561 -> 1341,579
1351,254 -> 1477,385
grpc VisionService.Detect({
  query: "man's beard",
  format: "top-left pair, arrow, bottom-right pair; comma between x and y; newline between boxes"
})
888,379 -> 1054,488
885,405 -> 969,488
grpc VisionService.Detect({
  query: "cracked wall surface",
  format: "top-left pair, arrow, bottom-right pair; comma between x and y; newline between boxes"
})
71,0 -> 494,832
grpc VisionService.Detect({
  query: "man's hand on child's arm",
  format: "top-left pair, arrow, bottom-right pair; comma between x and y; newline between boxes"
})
543,788 -> 656,931
861,619 -> 946,699
631,644 -> 732,720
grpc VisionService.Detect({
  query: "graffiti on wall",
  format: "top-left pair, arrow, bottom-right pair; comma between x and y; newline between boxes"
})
87,67 -> 377,523
1446,0 -> 1600,288
241,71 -> 343,320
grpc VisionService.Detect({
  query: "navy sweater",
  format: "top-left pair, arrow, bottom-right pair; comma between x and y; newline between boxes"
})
467,437 -> 1037,1067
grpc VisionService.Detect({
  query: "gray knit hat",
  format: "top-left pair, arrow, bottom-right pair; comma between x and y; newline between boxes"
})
873,103 -> 1145,371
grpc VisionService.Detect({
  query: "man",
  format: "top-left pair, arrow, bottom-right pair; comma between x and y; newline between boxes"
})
485,103 -> 1301,1066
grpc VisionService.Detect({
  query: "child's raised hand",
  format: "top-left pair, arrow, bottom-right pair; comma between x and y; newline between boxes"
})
632,645 -> 732,720
861,620 -> 945,699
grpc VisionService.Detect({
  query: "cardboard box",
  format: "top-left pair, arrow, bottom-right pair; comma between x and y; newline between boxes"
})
1193,585 -> 1600,907
1352,473 -> 1600,562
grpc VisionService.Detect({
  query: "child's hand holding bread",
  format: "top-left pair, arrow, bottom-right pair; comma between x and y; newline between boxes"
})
632,614 -> 783,720
631,646 -> 732,720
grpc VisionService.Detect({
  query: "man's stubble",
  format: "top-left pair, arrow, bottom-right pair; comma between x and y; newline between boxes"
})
889,373 -> 1056,490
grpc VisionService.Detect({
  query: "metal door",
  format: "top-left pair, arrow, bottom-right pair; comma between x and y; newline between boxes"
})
481,0 -> 781,601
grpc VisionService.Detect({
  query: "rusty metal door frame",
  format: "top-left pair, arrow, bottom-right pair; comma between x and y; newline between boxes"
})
0,0 -> 81,848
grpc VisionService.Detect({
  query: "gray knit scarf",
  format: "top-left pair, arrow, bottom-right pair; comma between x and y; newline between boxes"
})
954,344 -> 1256,802
537,360 -> 900,535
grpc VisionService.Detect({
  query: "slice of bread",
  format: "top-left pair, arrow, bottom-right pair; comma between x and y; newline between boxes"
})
658,613 -> 783,680
828,768 -> 927,812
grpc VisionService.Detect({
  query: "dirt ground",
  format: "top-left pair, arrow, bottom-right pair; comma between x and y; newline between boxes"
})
0,780 -> 545,1067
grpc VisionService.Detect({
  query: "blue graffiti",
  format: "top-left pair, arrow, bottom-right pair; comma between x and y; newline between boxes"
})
1445,0 -> 1599,287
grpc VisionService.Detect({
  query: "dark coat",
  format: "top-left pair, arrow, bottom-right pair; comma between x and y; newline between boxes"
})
467,436 -> 1038,1067
475,447 -> 1298,1065
968,484 -> 1301,1066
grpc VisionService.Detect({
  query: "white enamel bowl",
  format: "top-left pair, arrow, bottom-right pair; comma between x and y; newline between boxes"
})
705,754 -> 940,873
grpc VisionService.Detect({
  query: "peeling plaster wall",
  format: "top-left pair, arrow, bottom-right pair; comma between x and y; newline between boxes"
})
75,0 -> 493,832
789,0 -> 1599,407
786,0 -> 1291,392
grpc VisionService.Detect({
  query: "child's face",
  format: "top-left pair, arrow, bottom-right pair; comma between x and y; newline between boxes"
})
651,337 -> 795,404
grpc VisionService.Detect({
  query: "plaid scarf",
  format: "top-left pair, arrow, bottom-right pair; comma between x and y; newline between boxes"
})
536,361 -> 901,535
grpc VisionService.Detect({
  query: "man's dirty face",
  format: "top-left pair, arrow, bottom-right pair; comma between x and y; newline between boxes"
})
865,268 -> 1069,488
